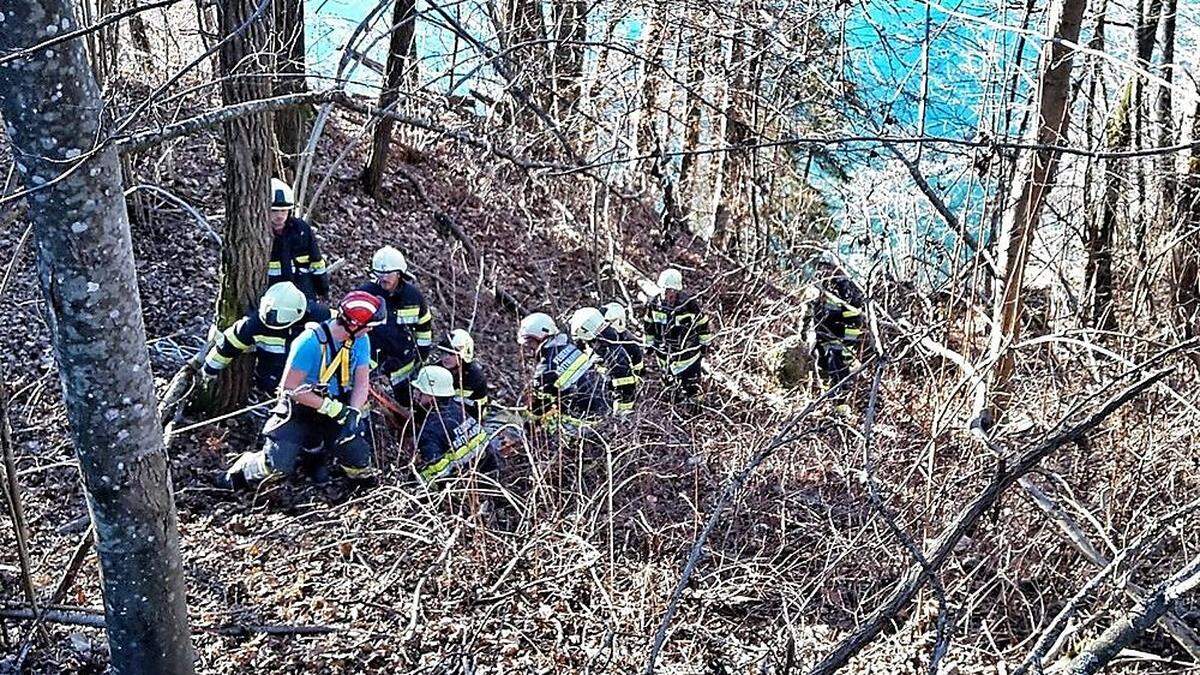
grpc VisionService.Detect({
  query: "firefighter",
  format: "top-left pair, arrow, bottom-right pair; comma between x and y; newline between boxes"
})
570,307 -> 637,415
201,282 -> 330,394
435,329 -> 489,421
809,256 -> 864,411
411,365 -> 490,483
356,245 -> 434,408
268,178 -> 329,301
642,268 -> 714,400
221,291 -> 383,490
517,312 -> 609,429
602,302 -> 645,377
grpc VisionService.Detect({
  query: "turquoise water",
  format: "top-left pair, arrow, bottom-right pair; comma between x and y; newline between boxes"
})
305,0 -> 1006,270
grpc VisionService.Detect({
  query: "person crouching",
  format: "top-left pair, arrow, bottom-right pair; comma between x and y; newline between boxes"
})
221,291 -> 383,490
411,365 -> 490,483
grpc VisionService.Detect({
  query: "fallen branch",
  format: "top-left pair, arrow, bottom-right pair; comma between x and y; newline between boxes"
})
807,363 -> 1172,675
643,361 -> 872,674
1067,553 -> 1200,675
0,608 -> 339,637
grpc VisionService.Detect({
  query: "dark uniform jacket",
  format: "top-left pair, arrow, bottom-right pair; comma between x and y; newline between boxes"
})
204,301 -> 331,393
591,327 -> 638,413
269,216 -> 329,300
356,279 -> 434,383
811,276 -> 864,347
610,327 -> 645,376
450,361 -> 489,420
532,334 -> 609,420
416,401 -> 488,482
642,292 -> 714,374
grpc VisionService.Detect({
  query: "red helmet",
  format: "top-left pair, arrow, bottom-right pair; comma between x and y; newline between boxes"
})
337,291 -> 384,334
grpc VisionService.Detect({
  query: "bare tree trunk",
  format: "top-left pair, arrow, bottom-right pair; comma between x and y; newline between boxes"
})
1067,554 -> 1200,675
0,0 -> 196,670
498,0 -> 548,120
677,23 -> 705,227
1171,105 -> 1200,338
1086,81 -> 1131,331
1155,0 -> 1177,228
213,0 -> 276,410
274,0 -> 309,170
981,0 -> 1087,419
362,0 -> 417,197
550,0 -> 586,119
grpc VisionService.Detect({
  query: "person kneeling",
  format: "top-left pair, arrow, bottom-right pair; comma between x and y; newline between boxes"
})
411,365 -> 490,483
222,291 -> 383,490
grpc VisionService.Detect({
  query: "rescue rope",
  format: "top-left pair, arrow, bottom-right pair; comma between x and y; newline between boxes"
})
168,385 -> 317,435
169,398 -> 281,435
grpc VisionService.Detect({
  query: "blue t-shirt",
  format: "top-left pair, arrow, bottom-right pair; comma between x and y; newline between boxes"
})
282,322 -> 371,398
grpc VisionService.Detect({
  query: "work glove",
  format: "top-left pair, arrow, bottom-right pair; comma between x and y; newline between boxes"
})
336,407 -> 364,445
222,450 -> 272,490
317,397 -> 345,419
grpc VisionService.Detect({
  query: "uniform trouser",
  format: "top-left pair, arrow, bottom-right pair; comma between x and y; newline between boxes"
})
661,353 -> 703,398
816,342 -> 850,388
261,403 -> 371,476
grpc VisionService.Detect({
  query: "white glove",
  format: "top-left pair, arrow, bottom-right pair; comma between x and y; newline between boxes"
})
228,450 -> 271,482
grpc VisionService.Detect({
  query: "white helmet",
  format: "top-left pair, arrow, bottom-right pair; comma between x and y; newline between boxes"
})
440,329 -> 475,363
270,178 -> 295,210
258,282 -> 307,329
569,307 -> 607,342
658,267 -> 683,291
602,302 -> 627,332
372,245 -> 409,276
517,312 -> 558,345
412,365 -> 456,398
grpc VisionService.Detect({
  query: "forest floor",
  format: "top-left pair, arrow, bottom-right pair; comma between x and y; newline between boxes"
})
1,104 -> 1196,673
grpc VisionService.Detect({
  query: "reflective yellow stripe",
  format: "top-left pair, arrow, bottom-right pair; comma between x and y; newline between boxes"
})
615,400 -> 634,411
842,308 -> 862,318
612,375 -> 637,386
268,261 -> 282,270
256,335 -> 286,346
340,464 -> 372,477
205,352 -> 232,367
669,353 -> 701,375
224,329 -> 251,351
420,429 -> 487,481
295,255 -> 310,264
311,260 -> 327,272
396,307 -> 420,319
844,328 -> 863,337
389,361 -> 415,379
554,352 -> 590,390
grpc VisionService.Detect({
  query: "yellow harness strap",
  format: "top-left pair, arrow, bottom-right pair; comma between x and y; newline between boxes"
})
316,325 -> 352,387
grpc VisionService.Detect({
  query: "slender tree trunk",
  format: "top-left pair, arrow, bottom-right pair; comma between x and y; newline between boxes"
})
550,0 -> 586,119
274,0 -> 309,170
1171,105 -> 1200,338
1156,0 -> 1177,227
498,0 -> 548,120
1067,554 -> 1200,675
713,25 -> 750,256
214,0 -> 276,410
677,24 -> 705,226
981,0 -> 1087,419
0,0 -> 195,670
362,0 -> 417,197
1087,81 -> 1131,331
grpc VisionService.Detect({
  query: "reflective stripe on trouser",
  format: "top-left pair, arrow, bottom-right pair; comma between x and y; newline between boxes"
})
262,403 -> 370,475
664,350 -> 701,376
419,429 -> 488,482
